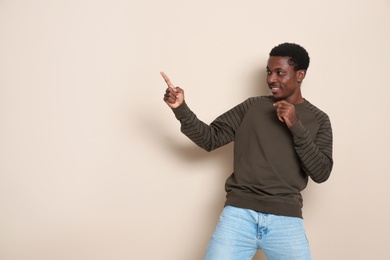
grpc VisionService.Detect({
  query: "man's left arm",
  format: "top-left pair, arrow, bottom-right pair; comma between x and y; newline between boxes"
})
289,118 -> 333,183
274,100 -> 333,183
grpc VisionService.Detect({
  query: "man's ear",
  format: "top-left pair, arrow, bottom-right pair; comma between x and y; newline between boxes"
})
297,70 -> 306,83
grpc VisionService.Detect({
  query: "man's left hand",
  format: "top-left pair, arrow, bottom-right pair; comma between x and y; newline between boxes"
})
273,100 -> 299,128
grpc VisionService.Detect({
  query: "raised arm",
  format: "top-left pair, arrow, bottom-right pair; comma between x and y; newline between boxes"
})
161,72 -> 259,151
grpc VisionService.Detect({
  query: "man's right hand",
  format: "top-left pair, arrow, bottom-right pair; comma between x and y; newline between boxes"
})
161,71 -> 185,109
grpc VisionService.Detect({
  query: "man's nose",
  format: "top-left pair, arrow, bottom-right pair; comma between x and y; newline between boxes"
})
267,74 -> 277,84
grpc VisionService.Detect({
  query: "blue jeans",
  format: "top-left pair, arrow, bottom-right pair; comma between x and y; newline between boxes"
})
205,206 -> 311,260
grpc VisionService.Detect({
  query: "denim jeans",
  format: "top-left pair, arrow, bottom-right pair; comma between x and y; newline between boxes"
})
204,206 -> 311,260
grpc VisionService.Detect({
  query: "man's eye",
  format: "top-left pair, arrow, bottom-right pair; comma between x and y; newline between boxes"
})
277,71 -> 286,76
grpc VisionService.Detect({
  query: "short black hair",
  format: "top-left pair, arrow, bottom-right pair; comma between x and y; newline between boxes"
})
269,43 -> 310,71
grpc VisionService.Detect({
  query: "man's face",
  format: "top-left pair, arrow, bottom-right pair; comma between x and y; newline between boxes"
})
266,56 -> 305,104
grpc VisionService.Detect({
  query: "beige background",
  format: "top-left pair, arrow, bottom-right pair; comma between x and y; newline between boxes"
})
0,0 -> 389,259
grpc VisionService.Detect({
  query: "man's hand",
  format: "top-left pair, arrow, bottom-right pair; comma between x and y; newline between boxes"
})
161,71 -> 185,109
273,100 -> 299,128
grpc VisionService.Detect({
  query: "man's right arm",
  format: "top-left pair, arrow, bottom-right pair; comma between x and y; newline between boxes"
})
161,72 -> 256,151
171,97 -> 259,152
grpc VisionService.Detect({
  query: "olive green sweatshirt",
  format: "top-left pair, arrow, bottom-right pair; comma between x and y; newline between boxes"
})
172,96 -> 333,218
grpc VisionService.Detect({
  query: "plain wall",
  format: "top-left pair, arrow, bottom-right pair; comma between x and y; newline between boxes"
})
1,0 -> 389,259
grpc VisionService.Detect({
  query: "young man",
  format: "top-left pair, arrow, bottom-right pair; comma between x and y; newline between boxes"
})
162,43 -> 333,260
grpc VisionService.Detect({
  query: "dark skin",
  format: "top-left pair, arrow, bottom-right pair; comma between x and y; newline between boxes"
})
267,56 -> 306,127
162,56 -> 306,128
161,71 -> 184,109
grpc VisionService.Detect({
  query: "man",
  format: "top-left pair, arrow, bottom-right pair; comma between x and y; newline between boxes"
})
161,43 -> 333,260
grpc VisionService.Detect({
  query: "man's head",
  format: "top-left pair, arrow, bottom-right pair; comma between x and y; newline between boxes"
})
269,42 -> 310,71
266,43 -> 310,104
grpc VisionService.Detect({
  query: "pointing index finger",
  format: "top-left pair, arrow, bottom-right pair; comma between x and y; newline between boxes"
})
160,71 -> 175,89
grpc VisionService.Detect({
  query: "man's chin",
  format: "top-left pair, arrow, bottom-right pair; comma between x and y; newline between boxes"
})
272,95 -> 283,101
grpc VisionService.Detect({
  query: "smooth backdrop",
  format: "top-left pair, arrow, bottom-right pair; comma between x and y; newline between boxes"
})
1,1 -> 389,259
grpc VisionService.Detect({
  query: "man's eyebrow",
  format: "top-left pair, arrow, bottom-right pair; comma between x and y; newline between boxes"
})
266,67 -> 285,71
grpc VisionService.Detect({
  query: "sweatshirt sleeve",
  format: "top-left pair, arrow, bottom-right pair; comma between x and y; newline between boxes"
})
289,115 -> 333,183
171,98 -> 256,152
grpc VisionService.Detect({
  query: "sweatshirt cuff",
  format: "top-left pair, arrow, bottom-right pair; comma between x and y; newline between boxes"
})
172,102 -> 190,120
289,120 -> 307,138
